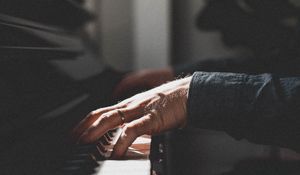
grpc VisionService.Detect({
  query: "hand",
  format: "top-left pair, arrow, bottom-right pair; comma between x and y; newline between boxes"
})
72,77 -> 192,158
112,67 -> 174,98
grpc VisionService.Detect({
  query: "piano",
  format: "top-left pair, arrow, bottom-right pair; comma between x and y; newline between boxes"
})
0,0 -> 167,174
1,1 -> 299,175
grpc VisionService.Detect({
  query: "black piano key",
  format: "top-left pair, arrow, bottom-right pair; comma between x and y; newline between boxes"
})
61,166 -> 82,171
104,133 -> 113,142
107,130 -> 114,138
65,159 -> 99,168
69,154 -> 99,164
92,146 -> 108,161
100,134 -> 111,145
70,153 -> 92,160
72,148 -> 102,161
74,144 -> 96,154
60,166 -> 96,175
76,143 -> 109,160
96,141 -> 108,154
58,129 -> 124,174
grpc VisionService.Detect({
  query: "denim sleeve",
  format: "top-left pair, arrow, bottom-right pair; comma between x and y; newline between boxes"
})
187,72 -> 300,152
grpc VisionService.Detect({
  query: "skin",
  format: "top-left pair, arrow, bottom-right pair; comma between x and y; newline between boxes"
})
72,76 -> 192,159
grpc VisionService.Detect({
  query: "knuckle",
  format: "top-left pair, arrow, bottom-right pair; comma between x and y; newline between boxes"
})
112,110 -> 120,117
100,114 -> 110,122
118,100 -> 129,107
88,111 -> 97,117
148,110 -> 158,121
156,92 -> 166,98
147,111 -> 163,133
88,108 -> 103,117
86,112 -> 94,118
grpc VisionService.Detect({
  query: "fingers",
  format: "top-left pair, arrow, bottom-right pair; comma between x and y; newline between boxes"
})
111,114 -> 153,159
78,110 -> 122,144
78,106 -> 144,144
72,105 -> 121,139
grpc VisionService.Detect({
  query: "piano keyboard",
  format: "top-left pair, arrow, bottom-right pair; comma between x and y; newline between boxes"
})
60,129 -> 151,175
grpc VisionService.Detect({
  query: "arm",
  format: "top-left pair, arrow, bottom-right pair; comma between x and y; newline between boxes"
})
188,72 -> 300,152
73,72 -> 299,159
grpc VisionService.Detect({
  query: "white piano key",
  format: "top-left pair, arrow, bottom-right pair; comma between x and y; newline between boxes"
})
93,160 -> 151,175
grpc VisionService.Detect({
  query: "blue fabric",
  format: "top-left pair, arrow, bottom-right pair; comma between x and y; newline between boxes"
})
188,72 -> 300,152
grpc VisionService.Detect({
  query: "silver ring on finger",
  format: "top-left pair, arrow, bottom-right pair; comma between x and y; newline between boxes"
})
117,109 -> 126,124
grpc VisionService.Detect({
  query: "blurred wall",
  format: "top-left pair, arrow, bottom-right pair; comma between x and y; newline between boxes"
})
172,0 -> 243,64
99,0 -> 134,71
89,0 -> 170,71
87,0 -> 242,70
133,0 -> 170,70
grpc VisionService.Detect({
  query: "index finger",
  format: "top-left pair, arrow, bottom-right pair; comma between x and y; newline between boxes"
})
72,105 -> 121,139
78,107 -> 143,144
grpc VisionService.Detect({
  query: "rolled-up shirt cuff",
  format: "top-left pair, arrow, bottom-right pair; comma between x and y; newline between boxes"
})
187,71 -> 271,139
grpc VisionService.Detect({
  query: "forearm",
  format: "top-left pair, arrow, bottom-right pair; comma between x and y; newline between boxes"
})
187,72 -> 300,152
